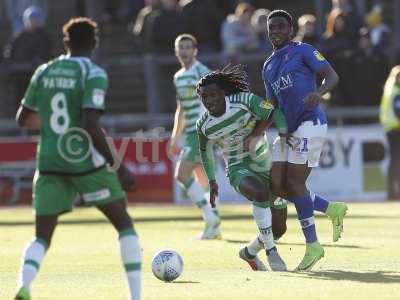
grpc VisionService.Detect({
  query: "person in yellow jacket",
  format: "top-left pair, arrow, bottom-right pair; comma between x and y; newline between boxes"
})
380,65 -> 400,200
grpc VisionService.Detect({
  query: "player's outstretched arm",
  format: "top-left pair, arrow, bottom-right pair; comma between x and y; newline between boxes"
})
82,109 -> 116,165
16,105 -> 41,129
197,128 -> 216,182
169,102 -> 184,156
272,108 -> 288,135
197,126 -> 218,207
82,108 -> 135,191
16,63 -> 45,130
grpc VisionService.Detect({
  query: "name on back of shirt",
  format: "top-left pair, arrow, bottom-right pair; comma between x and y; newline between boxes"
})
42,77 -> 77,89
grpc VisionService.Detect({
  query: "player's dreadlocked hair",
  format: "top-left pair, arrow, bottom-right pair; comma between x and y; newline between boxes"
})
63,17 -> 98,51
197,64 -> 249,96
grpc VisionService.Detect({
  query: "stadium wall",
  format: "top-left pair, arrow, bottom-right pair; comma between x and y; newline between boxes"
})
0,125 -> 389,205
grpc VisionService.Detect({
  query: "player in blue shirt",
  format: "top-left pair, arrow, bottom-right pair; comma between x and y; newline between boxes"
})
263,10 -> 348,271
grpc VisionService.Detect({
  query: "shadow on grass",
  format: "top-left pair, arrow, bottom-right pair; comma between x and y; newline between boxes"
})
0,212 -> 398,227
277,242 -> 370,249
283,270 -> 400,284
224,240 -> 369,249
224,239 -> 251,244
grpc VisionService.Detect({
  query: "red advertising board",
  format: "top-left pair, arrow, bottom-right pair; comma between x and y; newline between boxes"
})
0,138 -> 173,205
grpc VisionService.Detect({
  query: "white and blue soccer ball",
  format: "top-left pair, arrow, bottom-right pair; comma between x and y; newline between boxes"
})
151,250 -> 183,282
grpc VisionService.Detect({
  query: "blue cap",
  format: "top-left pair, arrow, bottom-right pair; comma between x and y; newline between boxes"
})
23,6 -> 45,25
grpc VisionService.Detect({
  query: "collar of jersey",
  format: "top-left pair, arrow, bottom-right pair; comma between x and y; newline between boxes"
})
184,59 -> 199,72
273,41 -> 295,56
60,54 -> 91,60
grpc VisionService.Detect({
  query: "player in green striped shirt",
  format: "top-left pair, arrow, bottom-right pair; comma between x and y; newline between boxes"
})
169,34 -> 221,239
196,65 -> 288,271
15,18 -> 141,300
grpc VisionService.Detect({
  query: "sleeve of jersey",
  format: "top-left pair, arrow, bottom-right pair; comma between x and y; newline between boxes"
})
21,81 -> 38,111
200,65 -> 212,77
174,76 -> 182,103
82,75 -> 108,111
21,66 -> 43,111
262,63 -> 275,100
197,124 -> 216,181
302,44 -> 330,73
249,93 -> 274,119
272,108 -> 288,134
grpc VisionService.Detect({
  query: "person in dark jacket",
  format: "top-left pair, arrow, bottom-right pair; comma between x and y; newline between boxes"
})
3,5 -> 51,115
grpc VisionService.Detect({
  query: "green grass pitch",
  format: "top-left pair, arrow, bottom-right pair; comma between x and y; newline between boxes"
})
1,203 -> 400,300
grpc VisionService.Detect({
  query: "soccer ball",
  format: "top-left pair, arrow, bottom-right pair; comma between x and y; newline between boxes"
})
151,250 -> 183,282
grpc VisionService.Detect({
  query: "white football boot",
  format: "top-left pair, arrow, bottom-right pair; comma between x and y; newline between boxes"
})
200,217 -> 221,240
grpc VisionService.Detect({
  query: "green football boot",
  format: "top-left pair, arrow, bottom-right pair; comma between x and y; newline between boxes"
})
326,202 -> 348,242
15,287 -> 31,300
295,241 -> 324,271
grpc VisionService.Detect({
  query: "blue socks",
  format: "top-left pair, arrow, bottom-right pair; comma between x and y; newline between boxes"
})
287,194 -> 317,243
310,191 -> 330,213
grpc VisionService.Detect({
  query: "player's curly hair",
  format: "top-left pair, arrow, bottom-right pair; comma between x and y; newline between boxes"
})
63,17 -> 98,50
196,64 -> 249,96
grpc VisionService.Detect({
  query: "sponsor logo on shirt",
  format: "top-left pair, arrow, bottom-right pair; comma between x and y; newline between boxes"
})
93,89 -> 105,106
260,100 -> 274,110
313,50 -> 325,61
283,54 -> 289,61
272,74 -> 293,94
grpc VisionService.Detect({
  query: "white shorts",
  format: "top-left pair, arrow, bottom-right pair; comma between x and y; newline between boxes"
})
272,121 -> 327,167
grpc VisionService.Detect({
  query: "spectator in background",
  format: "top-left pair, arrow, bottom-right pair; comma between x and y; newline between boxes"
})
3,6 -> 51,113
352,27 -> 390,106
83,0 -> 110,23
295,14 -> 320,46
0,0 -> 6,23
181,0 -> 224,53
4,0 -> 47,36
116,0 -> 145,24
380,66 -> 400,200
83,0 -> 141,24
365,4 -> 391,49
145,0 -> 184,54
331,0 -> 362,39
251,8 -> 272,53
221,2 -> 258,56
132,0 -> 161,53
319,9 -> 355,106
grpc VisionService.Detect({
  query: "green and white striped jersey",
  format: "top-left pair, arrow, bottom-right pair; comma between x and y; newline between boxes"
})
22,55 -> 108,174
174,60 -> 210,133
197,92 -> 276,181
